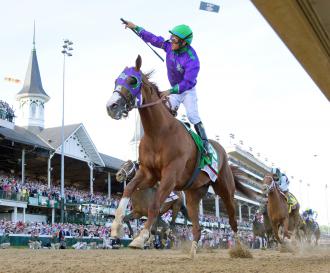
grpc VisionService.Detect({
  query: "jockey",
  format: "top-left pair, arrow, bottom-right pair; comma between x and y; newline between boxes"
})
253,210 -> 264,224
271,168 -> 290,194
303,208 -> 317,222
124,21 -> 210,155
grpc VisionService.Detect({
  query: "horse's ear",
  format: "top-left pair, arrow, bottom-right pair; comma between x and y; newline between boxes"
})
135,55 -> 142,71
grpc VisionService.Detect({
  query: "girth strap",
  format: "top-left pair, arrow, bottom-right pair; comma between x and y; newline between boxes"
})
182,148 -> 201,190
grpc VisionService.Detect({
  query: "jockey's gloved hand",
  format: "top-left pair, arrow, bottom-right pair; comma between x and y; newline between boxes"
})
160,90 -> 171,98
123,21 -> 136,30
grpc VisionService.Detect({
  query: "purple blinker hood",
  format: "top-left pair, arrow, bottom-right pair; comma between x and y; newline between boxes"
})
114,67 -> 143,107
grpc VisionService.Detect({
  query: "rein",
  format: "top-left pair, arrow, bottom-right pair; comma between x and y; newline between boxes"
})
136,81 -> 172,109
137,97 -> 165,109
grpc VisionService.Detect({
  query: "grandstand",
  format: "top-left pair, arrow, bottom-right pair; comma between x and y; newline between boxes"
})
0,38 -> 124,226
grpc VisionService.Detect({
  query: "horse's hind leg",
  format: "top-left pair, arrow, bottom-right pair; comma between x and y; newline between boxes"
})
185,185 -> 209,259
212,163 -> 242,245
213,184 -> 240,245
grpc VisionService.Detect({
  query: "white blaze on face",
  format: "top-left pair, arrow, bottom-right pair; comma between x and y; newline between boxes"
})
106,92 -> 122,109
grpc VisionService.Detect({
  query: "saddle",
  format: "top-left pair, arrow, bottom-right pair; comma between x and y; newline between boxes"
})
281,191 -> 298,213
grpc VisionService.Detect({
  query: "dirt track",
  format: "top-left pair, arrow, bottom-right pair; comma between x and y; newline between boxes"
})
0,247 -> 329,273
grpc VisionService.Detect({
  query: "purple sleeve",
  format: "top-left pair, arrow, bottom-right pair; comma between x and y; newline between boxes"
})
178,58 -> 200,93
139,29 -> 171,52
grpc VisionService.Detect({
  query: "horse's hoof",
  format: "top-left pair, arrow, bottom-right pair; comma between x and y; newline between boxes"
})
129,229 -> 150,249
283,237 -> 292,244
128,239 -> 144,249
190,241 -> 198,259
110,220 -> 124,238
129,236 -> 145,249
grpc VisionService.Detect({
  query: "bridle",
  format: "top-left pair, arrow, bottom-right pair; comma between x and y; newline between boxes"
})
263,175 -> 277,193
115,79 -> 169,111
113,88 -> 136,117
118,161 -> 138,183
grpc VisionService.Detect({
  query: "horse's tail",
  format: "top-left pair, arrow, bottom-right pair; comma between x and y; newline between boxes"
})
230,165 -> 256,200
180,204 -> 190,221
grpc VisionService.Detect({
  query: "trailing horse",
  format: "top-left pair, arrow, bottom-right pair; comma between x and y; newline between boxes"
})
263,174 -> 300,247
252,214 -> 268,248
304,218 -> 321,246
252,208 -> 277,249
106,55 -> 255,258
116,160 -> 189,237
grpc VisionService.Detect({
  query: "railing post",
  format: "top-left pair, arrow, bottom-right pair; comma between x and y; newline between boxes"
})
21,149 -> 25,184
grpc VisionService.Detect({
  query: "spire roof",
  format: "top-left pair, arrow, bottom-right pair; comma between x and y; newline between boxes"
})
16,25 -> 49,100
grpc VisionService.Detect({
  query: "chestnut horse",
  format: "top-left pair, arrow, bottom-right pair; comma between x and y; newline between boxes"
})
263,175 -> 300,246
106,55 -> 255,258
252,214 -> 268,248
116,160 -> 189,237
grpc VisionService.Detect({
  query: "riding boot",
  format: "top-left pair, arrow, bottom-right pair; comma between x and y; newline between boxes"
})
194,121 -> 210,156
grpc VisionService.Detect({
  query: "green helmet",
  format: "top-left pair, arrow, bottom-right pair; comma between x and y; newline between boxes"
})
169,24 -> 193,45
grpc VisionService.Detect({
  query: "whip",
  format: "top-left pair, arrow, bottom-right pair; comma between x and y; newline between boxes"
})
120,18 -> 164,62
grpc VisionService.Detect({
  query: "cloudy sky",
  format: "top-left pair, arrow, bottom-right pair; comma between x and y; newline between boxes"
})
1,0 -> 329,225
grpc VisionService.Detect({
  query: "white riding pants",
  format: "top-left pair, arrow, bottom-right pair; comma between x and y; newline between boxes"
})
168,87 -> 201,125
279,175 -> 289,192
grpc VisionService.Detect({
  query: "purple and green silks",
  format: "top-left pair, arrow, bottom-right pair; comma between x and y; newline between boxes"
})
135,26 -> 200,94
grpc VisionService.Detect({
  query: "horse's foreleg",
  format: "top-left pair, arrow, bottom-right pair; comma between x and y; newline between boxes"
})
272,222 -> 282,245
169,199 -> 181,229
123,212 -> 138,238
129,172 -> 176,249
283,217 -> 290,241
111,171 -> 148,238
111,197 -> 130,238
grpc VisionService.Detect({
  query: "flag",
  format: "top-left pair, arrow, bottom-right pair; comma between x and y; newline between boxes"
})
199,1 -> 220,13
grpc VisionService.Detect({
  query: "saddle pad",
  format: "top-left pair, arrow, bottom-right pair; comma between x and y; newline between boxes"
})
180,121 -> 219,181
287,192 -> 298,213
202,142 -> 219,182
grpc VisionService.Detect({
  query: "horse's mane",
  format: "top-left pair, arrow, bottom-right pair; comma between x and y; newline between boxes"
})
142,71 -> 161,98
141,70 -> 177,117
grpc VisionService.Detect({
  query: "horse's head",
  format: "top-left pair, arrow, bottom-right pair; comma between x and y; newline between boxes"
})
262,174 -> 277,194
106,55 -> 143,120
116,160 -> 138,183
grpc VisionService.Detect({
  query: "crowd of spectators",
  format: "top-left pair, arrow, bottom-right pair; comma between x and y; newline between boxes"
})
0,100 -> 15,122
0,219 -> 115,238
0,173 -> 122,208
1,170 -> 260,248
0,219 -> 258,249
